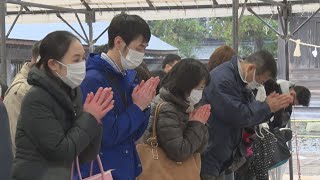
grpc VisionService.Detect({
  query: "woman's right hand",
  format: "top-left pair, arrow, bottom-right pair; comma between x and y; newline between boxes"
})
189,104 -> 211,124
83,87 -> 114,124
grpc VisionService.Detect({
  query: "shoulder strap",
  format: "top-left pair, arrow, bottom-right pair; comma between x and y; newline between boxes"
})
104,72 -> 128,108
147,102 -> 166,147
5,79 -> 27,96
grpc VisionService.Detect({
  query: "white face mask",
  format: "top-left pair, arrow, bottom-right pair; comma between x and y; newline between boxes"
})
119,47 -> 144,70
189,89 -> 203,106
246,69 -> 262,90
255,86 -> 267,102
56,61 -> 86,89
238,60 -> 262,90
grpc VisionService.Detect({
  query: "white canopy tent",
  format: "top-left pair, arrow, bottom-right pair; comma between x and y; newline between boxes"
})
1,1 -> 320,180
1,0 -> 319,86
4,0 -> 320,24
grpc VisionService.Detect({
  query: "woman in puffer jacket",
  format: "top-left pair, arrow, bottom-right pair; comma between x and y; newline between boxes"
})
12,31 -> 114,180
146,58 -> 211,179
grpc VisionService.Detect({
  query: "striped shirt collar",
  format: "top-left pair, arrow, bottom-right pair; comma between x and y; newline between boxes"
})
101,52 -> 126,75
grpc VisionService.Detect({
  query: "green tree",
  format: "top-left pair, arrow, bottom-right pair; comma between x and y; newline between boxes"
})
149,16 -> 277,58
208,16 -> 278,57
149,19 -> 208,57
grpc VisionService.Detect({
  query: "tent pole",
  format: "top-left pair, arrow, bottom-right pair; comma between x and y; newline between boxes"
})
6,6 -> 22,38
6,0 -> 87,13
292,7 -> 320,36
86,12 -> 95,53
88,21 -> 93,53
232,0 -> 239,53
56,13 -> 88,43
0,0 -> 7,84
282,1 -> 294,180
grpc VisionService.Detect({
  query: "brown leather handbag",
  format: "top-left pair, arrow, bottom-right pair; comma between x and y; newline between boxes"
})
136,102 -> 201,180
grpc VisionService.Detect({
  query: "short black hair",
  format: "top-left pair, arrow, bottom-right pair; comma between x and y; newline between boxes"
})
162,54 -> 181,69
94,44 -> 108,54
293,86 -> 311,106
245,50 -> 277,79
161,58 -> 210,100
151,70 -> 166,80
135,62 -> 151,83
108,13 -> 151,48
150,70 -> 166,95
36,31 -> 79,74
264,79 -> 281,95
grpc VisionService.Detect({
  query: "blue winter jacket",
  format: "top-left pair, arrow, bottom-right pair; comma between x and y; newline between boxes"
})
78,53 -> 150,180
200,56 -> 272,176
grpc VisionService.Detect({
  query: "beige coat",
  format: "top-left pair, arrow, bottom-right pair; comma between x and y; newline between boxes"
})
3,63 -> 32,154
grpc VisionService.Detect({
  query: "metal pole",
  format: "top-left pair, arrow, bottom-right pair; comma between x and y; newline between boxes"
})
282,1 -> 293,180
230,2 -> 238,178
259,0 -> 286,7
88,20 -> 94,53
292,7 -> 320,36
75,13 -> 89,43
232,0 -> 239,53
56,13 -> 88,43
239,0 -> 248,23
86,12 -> 95,53
247,7 -> 283,38
277,16 -> 285,79
0,0 -> 7,84
93,26 -> 109,44
6,0 -> 87,13
277,6 -> 285,37
6,6 -> 22,38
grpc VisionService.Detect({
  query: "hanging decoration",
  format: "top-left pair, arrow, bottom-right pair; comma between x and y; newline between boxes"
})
293,39 -> 301,57
312,47 -> 318,57
289,38 -> 320,58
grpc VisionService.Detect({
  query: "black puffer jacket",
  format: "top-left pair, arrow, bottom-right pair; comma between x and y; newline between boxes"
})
12,67 -> 103,180
147,88 -> 208,162
0,101 -> 13,180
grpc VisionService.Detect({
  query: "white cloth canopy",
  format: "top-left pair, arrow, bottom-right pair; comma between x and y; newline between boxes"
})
5,0 -> 320,24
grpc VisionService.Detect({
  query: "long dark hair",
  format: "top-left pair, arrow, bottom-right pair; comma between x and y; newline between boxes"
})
36,31 -> 80,93
161,58 -> 210,100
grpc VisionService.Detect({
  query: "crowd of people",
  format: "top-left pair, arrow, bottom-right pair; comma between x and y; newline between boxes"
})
0,12 -> 311,180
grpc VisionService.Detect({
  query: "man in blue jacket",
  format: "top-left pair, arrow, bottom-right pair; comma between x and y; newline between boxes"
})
200,51 -> 293,180
79,13 -> 159,180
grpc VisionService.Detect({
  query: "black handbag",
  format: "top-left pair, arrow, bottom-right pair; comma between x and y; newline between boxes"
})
249,126 -> 277,180
268,128 -> 292,170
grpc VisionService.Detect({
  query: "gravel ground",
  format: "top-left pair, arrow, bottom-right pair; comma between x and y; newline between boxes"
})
291,137 -> 320,154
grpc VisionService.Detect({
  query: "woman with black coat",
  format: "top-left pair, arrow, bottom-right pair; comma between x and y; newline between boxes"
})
12,31 -> 114,180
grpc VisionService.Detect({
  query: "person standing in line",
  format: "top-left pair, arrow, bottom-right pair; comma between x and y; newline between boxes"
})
4,41 -> 41,154
207,45 -> 236,72
12,31 -> 114,180
151,54 -> 181,94
0,101 -> 13,180
79,13 -> 159,180
200,50 -> 293,180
